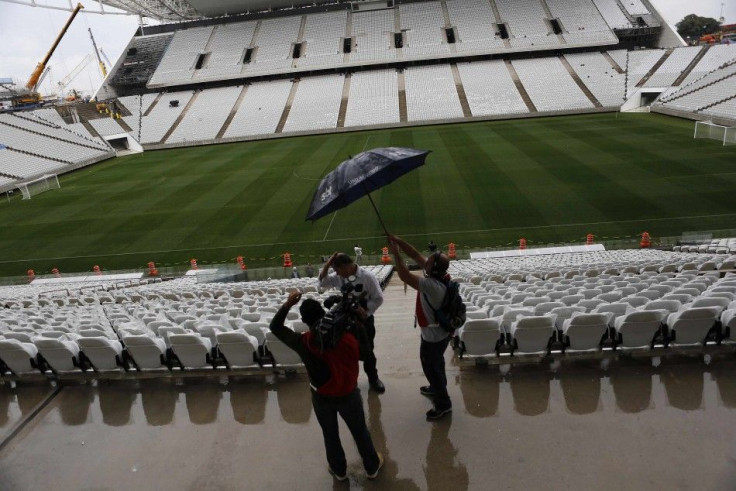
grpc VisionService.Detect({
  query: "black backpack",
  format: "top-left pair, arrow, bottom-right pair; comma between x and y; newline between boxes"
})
424,279 -> 466,333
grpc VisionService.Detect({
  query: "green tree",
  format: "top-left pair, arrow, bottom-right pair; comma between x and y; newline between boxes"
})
676,14 -> 721,40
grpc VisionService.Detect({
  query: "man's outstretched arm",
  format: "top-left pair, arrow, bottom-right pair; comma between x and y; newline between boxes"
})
269,291 -> 303,349
388,239 -> 420,290
387,234 -> 427,268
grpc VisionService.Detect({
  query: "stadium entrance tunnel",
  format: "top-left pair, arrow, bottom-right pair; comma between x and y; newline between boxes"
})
621,88 -> 664,112
103,133 -> 143,155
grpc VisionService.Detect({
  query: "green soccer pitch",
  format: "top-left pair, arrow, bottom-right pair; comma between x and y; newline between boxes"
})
1,112 -> 735,277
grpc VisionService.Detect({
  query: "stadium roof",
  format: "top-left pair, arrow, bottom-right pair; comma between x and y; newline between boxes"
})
101,0 -> 330,20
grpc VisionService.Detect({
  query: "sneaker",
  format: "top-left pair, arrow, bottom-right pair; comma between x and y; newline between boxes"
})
426,406 -> 452,421
367,452 -> 384,479
328,466 -> 347,482
419,386 -> 434,397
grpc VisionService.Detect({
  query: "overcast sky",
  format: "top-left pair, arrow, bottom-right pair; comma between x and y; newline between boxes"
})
0,0 -> 734,96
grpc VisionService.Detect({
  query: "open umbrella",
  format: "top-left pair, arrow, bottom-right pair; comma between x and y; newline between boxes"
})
305,147 -> 430,233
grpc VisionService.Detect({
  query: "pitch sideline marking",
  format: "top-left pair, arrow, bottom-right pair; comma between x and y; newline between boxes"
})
3,212 -> 736,265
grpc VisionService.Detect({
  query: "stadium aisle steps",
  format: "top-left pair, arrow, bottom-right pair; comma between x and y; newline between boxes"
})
450,64 -> 473,117
636,48 -> 673,87
161,91 -> 201,144
504,60 -> 537,112
116,118 -> 133,133
559,56 -> 603,108
602,51 -> 625,74
397,70 -> 408,122
275,80 -> 300,133
672,46 -> 710,86
336,73 -> 352,128
488,0 -> 512,49
82,120 -> 106,142
215,85 -> 249,139
143,93 -> 163,117
612,0 -> 636,24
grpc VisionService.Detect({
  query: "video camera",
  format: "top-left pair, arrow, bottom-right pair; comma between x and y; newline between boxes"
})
315,280 -> 366,350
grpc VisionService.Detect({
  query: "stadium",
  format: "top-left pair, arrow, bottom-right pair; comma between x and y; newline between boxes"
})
0,0 -> 736,488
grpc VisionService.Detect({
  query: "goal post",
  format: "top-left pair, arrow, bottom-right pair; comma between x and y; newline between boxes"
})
694,121 -> 735,146
17,174 -> 60,200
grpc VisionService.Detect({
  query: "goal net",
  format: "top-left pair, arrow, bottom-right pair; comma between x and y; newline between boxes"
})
694,121 -> 736,146
17,174 -> 60,200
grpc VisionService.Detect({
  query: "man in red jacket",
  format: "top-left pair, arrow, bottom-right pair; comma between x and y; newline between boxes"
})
269,291 -> 383,481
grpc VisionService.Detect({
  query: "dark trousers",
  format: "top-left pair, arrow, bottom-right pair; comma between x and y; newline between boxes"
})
312,388 -> 380,475
420,335 -> 452,410
361,315 -> 379,382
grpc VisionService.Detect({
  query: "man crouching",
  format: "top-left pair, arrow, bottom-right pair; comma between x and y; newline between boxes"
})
269,291 -> 384,481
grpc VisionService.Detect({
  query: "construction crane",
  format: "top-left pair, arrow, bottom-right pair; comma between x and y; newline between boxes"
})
16,2 -> 84,106
57,54 -> 94,95
88,28 -> 107,79
99,48 -> 113,68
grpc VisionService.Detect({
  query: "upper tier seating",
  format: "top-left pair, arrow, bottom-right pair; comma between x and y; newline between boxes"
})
352,9 -> 396,62
198,22 -> 257,79
620,0 -> 650,17
248,16 -> 302,73
297,11 -> 347,69
400,2 -> 451,57
591,0 -> 633,29
546,0 -> 618,45
496,0 -> 558,49
133,0 -> 618,88
446,0 -> 504,53
149,26 -> 214,85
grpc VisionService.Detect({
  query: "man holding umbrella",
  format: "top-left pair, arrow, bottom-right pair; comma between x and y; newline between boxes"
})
319,252 -> 386,393
307,147 -> 431,395
387,234 -> 453,421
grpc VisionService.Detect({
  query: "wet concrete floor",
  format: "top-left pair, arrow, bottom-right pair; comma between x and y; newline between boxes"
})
1,279 -> 735,490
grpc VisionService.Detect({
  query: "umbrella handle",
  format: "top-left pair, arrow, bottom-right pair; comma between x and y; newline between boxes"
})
365,191 -> 389,235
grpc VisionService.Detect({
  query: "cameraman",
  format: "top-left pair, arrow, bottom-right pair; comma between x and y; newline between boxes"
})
387,235 -> 452,421
318,252 -> 385,393
269,291 -> 383,481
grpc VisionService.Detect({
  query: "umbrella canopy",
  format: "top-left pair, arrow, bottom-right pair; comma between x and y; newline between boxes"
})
305,147 -> 430,223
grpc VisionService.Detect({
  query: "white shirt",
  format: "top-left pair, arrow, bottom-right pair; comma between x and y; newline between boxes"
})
319,266 -> 383,316
354,246 -> 363,256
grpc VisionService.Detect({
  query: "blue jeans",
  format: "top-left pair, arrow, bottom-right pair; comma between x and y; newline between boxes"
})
311,388 -> 379,475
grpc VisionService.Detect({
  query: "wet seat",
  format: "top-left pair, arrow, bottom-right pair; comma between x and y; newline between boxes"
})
458,319 -> 503,357
561,313 -> 609,351
0,338 -> 39,374
216,331 -> 259,368
77,336 -> 124,370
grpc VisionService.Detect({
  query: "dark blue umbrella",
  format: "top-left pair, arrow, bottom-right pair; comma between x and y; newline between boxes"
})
306,147 -> 430,232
